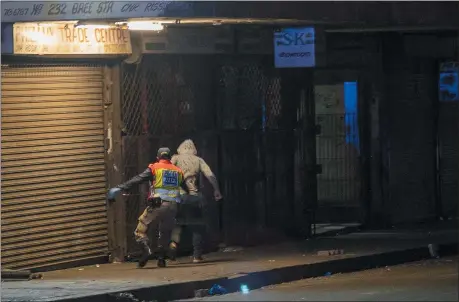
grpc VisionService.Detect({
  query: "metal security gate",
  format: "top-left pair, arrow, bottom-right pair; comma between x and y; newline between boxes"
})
314,84 -> 362,223
121,54 -> 312,256
384,55 -> 437,224
1,65 -> 109,270
121,55 -> 218,257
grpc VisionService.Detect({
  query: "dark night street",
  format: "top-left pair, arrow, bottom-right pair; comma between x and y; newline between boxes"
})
1,2 -> 459,302
182,256 -> 459,301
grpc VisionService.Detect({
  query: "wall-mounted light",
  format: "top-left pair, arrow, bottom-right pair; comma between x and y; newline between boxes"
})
23,31 -> 58,44
74,21 -> 116,29
75,24 -> 113,29
116,21 -> 164,31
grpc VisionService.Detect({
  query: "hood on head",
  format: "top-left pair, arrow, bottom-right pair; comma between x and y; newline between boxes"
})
177,139 -> 197,155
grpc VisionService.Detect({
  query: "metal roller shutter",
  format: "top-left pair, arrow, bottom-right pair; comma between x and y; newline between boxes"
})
385,61 -> 437,224
438,102 -> 459,217
1,65 -> 109,270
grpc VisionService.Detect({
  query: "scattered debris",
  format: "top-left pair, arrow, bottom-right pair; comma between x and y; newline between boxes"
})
1,269 -> 33,281
110,292 -> 158,302
209,284 -> 228,296
29,273 -> 43,280
324,272 -> 332,277
194,289 -> 210,298
221,246 -> 244,253
317,249 -> 344,256
111,292 -> 141,302
240,284 -> 250,294
96,265 -> 100,268
268,259 -> 276,262
428,244 -> 439,258
78,268 -> 84,271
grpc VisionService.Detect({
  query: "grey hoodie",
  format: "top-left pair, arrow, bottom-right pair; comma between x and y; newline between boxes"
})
171,139 -> 220,196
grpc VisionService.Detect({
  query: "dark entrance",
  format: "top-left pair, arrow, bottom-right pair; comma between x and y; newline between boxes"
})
120,54 -> 317,257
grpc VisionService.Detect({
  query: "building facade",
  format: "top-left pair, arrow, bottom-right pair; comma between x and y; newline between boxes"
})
1,1 -> 458,271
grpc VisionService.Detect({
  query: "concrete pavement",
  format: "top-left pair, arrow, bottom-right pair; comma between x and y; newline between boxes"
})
1,225 -> 457,302
183,256 -> 459,301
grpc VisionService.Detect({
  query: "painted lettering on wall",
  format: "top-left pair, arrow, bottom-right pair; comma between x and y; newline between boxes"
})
96,1 -> 114,14
2,1 -> 191,22
13,22 -> 132,55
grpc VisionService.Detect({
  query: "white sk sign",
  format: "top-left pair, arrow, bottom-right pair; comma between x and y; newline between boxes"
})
1,1 -> 188,23
274,27 -> 315,68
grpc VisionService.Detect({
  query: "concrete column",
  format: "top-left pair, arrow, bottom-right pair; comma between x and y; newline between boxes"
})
104,64 -> 127,263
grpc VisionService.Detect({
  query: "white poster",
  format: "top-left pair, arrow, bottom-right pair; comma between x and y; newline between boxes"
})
274,27 -> 315,68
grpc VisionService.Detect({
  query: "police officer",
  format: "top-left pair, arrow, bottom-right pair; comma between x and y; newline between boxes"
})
107,147 -> 187,268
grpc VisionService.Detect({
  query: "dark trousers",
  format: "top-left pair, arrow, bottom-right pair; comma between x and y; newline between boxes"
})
171,198 -> 206,258
171,224 -> 205,258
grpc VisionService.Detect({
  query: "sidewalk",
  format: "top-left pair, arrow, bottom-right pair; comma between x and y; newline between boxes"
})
1,225 -> 457,302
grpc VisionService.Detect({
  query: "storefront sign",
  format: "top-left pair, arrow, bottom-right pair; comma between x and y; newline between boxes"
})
274,27 -> 315,68
13,22 -> 132,55
2,1 -> 192,23
439,62 -> 459,102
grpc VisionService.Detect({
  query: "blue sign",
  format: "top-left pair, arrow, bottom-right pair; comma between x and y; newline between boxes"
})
439,62 -> 459,102
273,27 -> 315,68
162,170 -> 178,187
1,23 -> 13,54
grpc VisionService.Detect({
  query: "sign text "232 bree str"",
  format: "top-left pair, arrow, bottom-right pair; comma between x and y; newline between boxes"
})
2,1 -> 191,22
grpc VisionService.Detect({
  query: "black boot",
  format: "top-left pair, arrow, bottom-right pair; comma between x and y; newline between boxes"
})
137,241 -> 152,268
168,241 -> 178,262
156,246 -> 167,268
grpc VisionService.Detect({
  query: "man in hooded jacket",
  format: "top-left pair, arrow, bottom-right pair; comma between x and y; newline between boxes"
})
168,139 -> 223,263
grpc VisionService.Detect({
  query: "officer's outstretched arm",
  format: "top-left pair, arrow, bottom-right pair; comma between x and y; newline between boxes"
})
117,168 -> 153,191
107,168 -> 153,201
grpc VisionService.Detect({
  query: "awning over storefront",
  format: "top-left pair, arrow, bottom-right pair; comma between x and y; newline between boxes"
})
1,1 -> 199,23
3,1 -> 457,28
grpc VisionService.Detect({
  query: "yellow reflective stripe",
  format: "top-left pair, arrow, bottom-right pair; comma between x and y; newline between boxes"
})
154,168 -> 164,187
155,188 -> 180,195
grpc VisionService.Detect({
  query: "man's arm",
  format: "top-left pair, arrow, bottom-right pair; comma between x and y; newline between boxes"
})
178,171 -> 190,194
199,158 -> 222,200
117,168 -> 153,191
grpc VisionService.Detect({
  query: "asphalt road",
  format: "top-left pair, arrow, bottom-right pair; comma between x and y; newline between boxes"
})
181,256 -> 459,301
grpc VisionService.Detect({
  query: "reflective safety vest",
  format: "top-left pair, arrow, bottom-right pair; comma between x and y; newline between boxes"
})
148,160 -> 184,202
